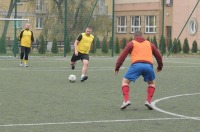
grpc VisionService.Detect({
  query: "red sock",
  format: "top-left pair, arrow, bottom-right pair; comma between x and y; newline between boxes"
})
147,86 -> 155,103
122,85 -> 130,102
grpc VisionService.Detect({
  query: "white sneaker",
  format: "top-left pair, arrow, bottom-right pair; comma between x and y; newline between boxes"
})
120,101 -> 131,110
145,101 -> 153,110
24,64 -> 28,67
20,62 -> 23,67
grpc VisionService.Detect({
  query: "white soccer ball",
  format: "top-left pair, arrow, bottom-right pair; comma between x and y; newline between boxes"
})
68,74 -> 76,83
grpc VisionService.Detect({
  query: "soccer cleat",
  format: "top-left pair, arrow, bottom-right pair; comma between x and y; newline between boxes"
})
145,101 -> 153,110
120,101 -> 131,110
24,64 -> 29,67
20,62 -> 23,67
81,76 -> 88,82
71,64 -> 75,70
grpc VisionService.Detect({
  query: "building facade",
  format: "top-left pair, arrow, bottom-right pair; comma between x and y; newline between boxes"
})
115,0 -> 200,49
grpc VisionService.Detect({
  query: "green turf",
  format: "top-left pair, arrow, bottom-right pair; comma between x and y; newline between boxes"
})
0,55 -> 200,132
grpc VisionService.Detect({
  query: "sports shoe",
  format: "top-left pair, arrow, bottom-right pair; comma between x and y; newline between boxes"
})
120,101 -> 131,110
81,76 -> 88,82
71,64 -> 75,70
24,64 -> 28,67
20,62 -> 23,67
144,101 -> 153,110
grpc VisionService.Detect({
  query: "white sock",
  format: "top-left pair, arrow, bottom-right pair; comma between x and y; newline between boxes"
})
81,75 -> 85,78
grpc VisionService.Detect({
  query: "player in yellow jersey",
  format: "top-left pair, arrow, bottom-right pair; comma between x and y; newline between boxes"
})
70,26 -> 94,82
19,23 -> 34,67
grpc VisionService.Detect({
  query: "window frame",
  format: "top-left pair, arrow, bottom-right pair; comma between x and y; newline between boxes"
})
117,16 -> 127,33
130,16 -> 141,33
36,17 -> 43,29
145,16 -> 156,33
188,19 -> 198,36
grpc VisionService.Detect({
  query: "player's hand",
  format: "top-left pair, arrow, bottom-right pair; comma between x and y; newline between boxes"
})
156,69 -> 161,73
114,70 -> 118,75
75,51 -> 78,56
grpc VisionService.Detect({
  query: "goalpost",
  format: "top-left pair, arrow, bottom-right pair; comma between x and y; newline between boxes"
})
0,18 -> 29,56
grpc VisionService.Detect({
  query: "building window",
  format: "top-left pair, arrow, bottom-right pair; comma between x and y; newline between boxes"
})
131,16 -> 141,33
117,16 -> 127,33
188,19 -> 198,35
166,0 -> 173,7
145,16 -> 156,33
36,17 -> 43,29
36,0 -> 43,11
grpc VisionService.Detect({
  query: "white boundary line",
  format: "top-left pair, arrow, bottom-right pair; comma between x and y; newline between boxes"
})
0,118 -> 188,127
151,93 -> 200,120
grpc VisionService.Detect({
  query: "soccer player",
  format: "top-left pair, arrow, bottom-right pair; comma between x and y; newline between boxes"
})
115,30 -> 163,110
70,26 -> 94,82
19,23 -> 34,67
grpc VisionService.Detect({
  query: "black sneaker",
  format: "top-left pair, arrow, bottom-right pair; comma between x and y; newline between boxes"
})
71,64 -> 75,70
81,76 -> 88,82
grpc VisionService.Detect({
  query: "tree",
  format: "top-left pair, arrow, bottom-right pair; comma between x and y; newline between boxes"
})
121,37 -> 126,49
38,35 -> 46,54
115,37 -> 120,54
101,37 -> 108,53
191,40 -> 198,53
146,36 -> 150,41
51,38 -> 58,53
183,38 -> 190,53
0,37 -> 6,53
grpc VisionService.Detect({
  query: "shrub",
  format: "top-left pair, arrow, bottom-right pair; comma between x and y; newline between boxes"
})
90,37 -> 96,53
191,40 -> 198,53
183,38 -> 190,53
38,35 -> 46,54
51,38 -> 58,54
128,36 -> 133,42
0,37 -> 6,53
167,39 -> 172,52
108,36 -> 113,49
152,36 -> 158,48
115,37 -> 120,54
172,38 -> 178,54
101,37 -> 108,53
159,35 -> 166,55
121,37 -> 126,49
177,39 -> 182,52
96,37 -> 101,49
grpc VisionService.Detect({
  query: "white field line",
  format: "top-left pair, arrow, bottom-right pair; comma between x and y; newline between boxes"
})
152,93 -> 200,120
0,118 -> 188,127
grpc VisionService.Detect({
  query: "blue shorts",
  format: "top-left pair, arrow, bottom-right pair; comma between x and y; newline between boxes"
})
124,63 -> 155,82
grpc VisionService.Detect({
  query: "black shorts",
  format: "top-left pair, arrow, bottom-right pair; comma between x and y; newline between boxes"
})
71,52 -> 89,62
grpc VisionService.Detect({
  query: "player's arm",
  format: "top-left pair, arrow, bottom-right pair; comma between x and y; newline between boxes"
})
115,42 -> 133,74
74,34 -> 82,56
151,43 -> 163,72
31,31 -> 34,43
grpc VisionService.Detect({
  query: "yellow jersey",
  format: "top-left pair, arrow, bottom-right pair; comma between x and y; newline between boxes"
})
19,29 -> 34,48
77,33 -> 94,54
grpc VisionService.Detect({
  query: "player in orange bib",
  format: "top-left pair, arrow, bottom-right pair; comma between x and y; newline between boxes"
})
115,31 -> 163,110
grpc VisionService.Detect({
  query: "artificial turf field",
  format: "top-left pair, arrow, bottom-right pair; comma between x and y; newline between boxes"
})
0,55 -> 200,132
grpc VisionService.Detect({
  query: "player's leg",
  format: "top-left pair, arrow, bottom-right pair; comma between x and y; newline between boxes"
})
120,78 -> 131,109
81,59 -> 89,82
142,63 -> 156,110
120,63 -> 141,110
24,47 -> 30,67
70,53 -> 79,70
20,46 -> 25,66
80,53 -> 89,82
